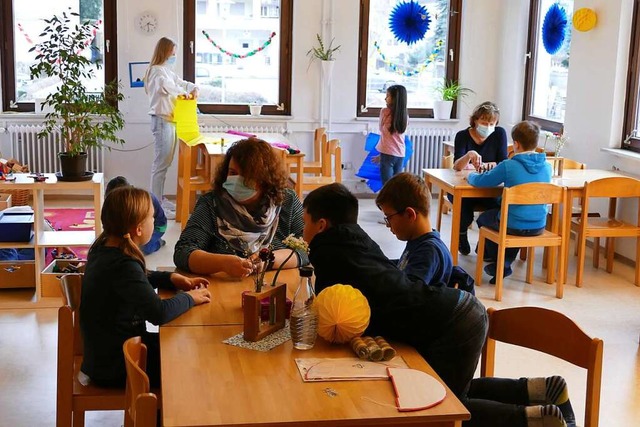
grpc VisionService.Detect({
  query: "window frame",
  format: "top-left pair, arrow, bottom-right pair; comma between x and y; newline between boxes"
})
183,0 -> 293,116
622,0 -> 640,152
356,0 -> 462,119
0,0 -> 118,113
522,0 -> 564,133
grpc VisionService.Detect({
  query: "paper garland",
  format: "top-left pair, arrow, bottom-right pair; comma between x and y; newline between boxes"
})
542,3 -> 568,55
389,0 -> 431,45
202,30 -> 276,59
372,39 -> 443,77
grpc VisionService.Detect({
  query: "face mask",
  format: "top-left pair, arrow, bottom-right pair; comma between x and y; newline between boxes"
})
166,56 -> 176,65
223,175 -> 257,202
476,124 -> 495,139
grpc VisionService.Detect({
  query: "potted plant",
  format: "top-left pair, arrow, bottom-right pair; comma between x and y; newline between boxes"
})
433,79 -> 474,120
29,10 -> 125,180
307,33 -> 341,81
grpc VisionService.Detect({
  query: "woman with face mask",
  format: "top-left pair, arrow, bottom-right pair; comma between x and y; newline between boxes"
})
144,37 -> 199,220
174,138 -> 308,277
451,101 -> 508,256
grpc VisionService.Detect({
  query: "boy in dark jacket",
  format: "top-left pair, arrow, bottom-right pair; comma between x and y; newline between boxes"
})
467,121 -> 552,283
302,183 -> 487,399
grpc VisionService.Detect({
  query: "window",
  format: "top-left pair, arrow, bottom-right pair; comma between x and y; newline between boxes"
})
0,0 -> 117,112
184,0 -> 292,116
357,0 -> 462,119
623,0 -> 640,152
523,0 -> 573,132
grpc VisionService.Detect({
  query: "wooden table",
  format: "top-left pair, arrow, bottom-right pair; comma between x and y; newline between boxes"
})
424,168 -> 502,264
160,325 -> 470,427
160,268 -> 300,327
176,133 -> 305,228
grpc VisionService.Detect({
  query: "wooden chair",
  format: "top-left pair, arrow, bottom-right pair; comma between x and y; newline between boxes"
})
123,337 -> 157,427
481,306 -> 603,427
176,141 -> 212,227
574,176 -> 640,287
475,183 -> 568,301
57,274 -> 126,427
299,127 -> 326,175
301,138 -> 341,192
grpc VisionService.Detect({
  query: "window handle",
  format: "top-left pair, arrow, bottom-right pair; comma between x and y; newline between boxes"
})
449,49 -> 454,62
106,39 -> 110,53
190,41 -> 194,54
276,103 -> 285,111
360,105 -> 368,113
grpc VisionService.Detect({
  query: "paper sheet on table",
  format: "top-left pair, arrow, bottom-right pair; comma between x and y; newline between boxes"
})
295,356 -> 409,382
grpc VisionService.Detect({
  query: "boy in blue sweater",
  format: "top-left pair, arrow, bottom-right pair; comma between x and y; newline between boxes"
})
467,121 -> 551,283
375,172 -> 474,293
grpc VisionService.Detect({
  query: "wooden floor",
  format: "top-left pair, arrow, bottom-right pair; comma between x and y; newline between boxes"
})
1,197 -> 639,426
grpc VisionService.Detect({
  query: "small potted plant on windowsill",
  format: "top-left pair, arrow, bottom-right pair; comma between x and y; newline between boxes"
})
307,33 -> 341,81
29,9 -> 125,180
433,79 -> 474,120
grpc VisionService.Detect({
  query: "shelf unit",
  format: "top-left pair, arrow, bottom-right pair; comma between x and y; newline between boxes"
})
0,173 -> 103,307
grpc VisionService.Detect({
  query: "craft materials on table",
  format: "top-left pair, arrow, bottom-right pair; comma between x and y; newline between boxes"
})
387,367 -> 447,411
295,356 -> 409,382
223,319 -> 292,352
351,336 -> 397,361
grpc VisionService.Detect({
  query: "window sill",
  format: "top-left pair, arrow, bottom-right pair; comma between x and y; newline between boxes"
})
354,117 -> 460,124
601,147 -> 640,161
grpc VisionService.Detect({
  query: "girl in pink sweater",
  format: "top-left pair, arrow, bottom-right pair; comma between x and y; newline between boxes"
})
376,85 -> 408,184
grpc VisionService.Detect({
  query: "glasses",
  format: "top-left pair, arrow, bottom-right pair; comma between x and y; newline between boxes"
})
383,209 -> 405,226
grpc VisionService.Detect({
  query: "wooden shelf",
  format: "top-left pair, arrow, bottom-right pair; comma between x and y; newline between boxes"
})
38,230 -> 96,247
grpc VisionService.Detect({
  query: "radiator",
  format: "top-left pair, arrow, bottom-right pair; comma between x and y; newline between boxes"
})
199,125 -> 286,134
404,127 -> 454,175
7,125 -> 104,173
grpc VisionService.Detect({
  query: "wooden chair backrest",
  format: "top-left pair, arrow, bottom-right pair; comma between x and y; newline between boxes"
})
123,337 -> 157,427
60,274 -> 83,356
313,127 -> 326,163
441,154 -> 454,169
481,306 -> 603,427
499,182 -> 566,236
321,138 -> 342,182
562,158 -> 586,170
582,177 -> 640,223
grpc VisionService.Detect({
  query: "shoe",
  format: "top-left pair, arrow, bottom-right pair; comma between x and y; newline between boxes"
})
459,234 -> 471,256
164,209 -> 176,221
474,244 -> 496,262
484,263 -> 513,284
160,239 -> 167,248
161,197 -> 176,211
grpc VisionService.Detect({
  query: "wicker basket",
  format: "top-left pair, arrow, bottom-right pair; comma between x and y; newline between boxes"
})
4,189 -> 30,206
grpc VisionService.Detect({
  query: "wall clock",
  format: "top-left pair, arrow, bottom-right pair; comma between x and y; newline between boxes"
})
137,12 -> 158,35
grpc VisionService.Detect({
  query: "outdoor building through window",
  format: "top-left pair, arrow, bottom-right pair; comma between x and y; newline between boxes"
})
523,0 -> 573,132
183,0 -> 292,115
0,0 -> 117,112
357,0 -> 462,118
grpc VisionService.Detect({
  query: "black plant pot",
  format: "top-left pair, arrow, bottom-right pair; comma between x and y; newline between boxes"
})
58,152 -> 88,177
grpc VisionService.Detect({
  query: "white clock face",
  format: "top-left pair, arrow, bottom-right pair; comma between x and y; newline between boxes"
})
137,13 -> 158,34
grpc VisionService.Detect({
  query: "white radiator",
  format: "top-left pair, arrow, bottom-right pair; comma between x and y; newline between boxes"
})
199,125 -> 286,134
404,127 -> 454,174
7,124 -> 104,173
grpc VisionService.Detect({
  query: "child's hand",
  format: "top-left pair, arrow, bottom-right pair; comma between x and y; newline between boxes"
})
186,287 -> 211,305
371,155 -> 380,164
171,273 -> 210,291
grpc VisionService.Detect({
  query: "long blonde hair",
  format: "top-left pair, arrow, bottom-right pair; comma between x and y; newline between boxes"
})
89,186 -> 152,269
143,37 -> 176,93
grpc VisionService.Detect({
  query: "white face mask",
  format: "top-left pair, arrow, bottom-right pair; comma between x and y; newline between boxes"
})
476,124 -> 495,139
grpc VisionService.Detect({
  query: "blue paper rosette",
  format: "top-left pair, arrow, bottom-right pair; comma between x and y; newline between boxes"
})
542,3 -> 568,55
389,1 -> 431,46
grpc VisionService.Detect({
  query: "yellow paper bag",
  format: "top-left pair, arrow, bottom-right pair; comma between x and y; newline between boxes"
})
173,98 -> 201,144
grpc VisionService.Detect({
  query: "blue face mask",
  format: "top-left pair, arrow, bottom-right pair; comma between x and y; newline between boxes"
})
166,56 -> 176,65
223,175 -> 257,202
476,124 -> 495,139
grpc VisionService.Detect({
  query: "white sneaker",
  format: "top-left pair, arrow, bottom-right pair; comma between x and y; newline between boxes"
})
162,198 -> 176,211
164,208 -> 176,221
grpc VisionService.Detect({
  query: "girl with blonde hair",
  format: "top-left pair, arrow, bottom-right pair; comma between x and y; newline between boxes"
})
80,186 -> 210,388
145,37 -> 198,219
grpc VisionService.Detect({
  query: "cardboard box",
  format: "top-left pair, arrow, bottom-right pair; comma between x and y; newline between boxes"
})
0,260 -> 35,288
41,259 -> 85,297
0,211 -> 34,242
0,193 -> 11,211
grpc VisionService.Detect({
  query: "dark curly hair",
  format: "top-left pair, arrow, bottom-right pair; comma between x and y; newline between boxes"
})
213,138 -> 289,205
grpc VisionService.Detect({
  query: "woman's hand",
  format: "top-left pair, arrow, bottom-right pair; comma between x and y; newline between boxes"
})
171,273 -> 210,291
186,287 -> 211,305
371,155 -> 380,164
189,87 -> 199,99
225,255 -> 255,278
466,151 -> 482,168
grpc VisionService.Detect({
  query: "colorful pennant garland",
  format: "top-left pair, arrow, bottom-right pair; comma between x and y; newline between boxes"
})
201,30 -> 276,59
372,39 -> 444,77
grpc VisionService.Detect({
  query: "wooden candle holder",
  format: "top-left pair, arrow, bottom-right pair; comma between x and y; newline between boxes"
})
242,282 -> 287,342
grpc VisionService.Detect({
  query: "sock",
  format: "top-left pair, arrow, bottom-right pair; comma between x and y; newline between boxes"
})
525,405 -> 567,427
528,377 -> 576,427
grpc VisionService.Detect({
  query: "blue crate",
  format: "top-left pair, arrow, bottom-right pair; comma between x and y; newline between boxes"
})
0,212 -> 34,242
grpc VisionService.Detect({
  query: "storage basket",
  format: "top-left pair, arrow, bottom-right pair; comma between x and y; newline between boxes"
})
4,189 -> 30,206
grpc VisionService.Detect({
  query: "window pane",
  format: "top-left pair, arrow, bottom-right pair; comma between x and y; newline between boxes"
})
195,0 -> 280,105
365,0 -> 449,109
13,0 -> 105,103
531,0 -> 572,122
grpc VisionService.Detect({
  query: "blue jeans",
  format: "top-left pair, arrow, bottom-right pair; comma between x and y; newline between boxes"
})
141,230 -> 165,255
476,208 -> 544,266
464,377 -> 530,426
0,248 -> 34,260
379,153 -> 404,184
447,195 -> 500,233
150,115 -> 177,200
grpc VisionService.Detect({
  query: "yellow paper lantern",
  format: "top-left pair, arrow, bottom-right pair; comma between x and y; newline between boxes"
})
573,8 -> 597,32
316,284 -> 371,343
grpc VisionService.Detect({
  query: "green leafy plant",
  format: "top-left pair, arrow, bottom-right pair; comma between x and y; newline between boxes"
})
29,9 -> 125,156
307,33 -> 341,62
435,79 -> 474,102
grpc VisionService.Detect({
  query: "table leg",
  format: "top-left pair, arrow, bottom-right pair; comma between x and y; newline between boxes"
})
450,191 -> 462,265
562,189 -> 575,285
294,156 -> 303,199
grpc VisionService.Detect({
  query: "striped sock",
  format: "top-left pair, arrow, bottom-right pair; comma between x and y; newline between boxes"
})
525,405 -> 567,427
527,377 -> 576,427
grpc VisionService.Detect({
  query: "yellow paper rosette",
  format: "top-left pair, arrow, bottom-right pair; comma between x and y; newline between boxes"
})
316,284 -> 371,343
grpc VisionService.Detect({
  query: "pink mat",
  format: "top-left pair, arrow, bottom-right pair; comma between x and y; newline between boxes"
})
44,208 -> 95,264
